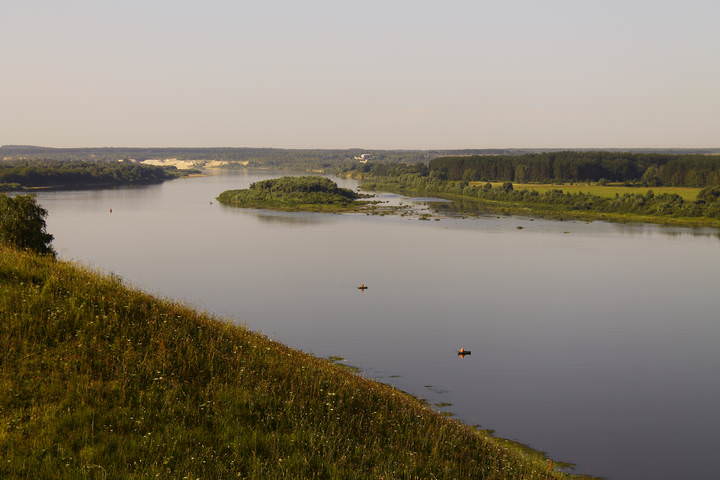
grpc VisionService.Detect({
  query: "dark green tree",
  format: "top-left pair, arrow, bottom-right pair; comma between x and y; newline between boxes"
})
641,165 -> 662,186
0,194 -> 55,256
698,186 -> 720,203
462,169 -> 477,182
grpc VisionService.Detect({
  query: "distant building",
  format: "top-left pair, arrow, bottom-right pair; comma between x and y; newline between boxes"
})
354,153 -> 372,164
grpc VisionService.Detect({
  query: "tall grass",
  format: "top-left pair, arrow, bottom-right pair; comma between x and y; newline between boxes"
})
472,182 -> 701,201
0,246 -> 587,479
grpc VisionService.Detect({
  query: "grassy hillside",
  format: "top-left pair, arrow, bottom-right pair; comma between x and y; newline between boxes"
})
0,246 -> 582,480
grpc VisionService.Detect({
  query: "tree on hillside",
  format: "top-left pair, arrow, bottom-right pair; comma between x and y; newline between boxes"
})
0,194 -> 55,256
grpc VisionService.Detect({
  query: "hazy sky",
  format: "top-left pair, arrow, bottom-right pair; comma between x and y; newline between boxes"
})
2,0 -> 718,149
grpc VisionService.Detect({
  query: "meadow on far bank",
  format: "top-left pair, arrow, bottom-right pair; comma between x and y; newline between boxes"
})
473,182 -> 702,201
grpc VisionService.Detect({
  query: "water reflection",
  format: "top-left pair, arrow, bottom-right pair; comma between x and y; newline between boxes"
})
27,183 -> 164,212
253,212 -> 334,225
428,196 -> 720,240
608,222 -> 720,240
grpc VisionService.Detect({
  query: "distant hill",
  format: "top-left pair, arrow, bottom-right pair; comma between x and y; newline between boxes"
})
4,145 -> 718,167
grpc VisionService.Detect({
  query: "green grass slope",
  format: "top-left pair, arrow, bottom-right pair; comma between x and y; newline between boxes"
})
0,246 -> 579,480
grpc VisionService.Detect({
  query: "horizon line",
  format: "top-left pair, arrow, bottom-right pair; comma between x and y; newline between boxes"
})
3,144 -> 720,152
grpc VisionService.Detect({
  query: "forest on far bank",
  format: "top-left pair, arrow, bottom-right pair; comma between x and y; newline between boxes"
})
0,160 -> 187,189
429,151 -> 720,187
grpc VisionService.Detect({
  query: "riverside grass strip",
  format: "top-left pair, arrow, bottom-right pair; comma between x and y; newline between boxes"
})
359,177 -> 720,228
0,246 -> 591,480
472,182 -> 702,202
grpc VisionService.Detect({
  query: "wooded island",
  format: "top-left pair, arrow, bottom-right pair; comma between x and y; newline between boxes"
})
217,176 -> 369,212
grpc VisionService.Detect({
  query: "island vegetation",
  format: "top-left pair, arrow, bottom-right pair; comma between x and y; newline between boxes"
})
217,176 -> 369,212
0,159 -> 194,191
0,203 -> 586,480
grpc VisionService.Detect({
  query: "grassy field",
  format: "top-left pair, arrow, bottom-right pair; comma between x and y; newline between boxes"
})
471,182 -> 702,201
0,245 -> 588,480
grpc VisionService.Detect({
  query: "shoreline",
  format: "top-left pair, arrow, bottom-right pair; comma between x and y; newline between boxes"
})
357,180 -> 720,229
0,175 -> 196,193
0,245 -> 595,479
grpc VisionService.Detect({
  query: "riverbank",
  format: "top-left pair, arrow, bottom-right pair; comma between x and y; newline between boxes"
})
1,179 -> 190,192
0,160 -> 199,192
357,177 -> 720,228
0,245 -> 591,479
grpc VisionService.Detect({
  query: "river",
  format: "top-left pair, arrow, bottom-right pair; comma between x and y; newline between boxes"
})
32,171 -> 720,480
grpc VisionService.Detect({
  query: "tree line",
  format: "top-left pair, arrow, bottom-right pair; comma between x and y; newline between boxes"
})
429,152 -> 720,187
0,146 -> 435,169
0,160 -> 184,188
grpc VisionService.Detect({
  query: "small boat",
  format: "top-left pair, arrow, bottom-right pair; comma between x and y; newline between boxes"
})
357,283 -> 368,290
457,346 -> 471,356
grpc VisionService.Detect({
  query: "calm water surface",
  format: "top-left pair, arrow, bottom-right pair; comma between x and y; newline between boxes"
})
34,172 -> 720,480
